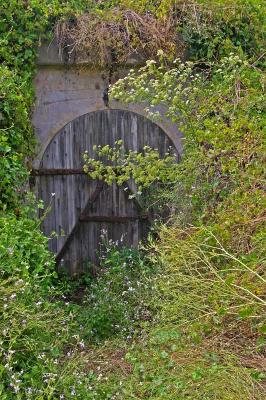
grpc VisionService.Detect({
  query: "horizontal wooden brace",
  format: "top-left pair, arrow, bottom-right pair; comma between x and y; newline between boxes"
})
79,215 -> 148,223
31,168 -> 87,176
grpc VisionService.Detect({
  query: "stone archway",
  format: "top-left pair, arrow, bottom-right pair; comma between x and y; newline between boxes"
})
34,109 -> 178,275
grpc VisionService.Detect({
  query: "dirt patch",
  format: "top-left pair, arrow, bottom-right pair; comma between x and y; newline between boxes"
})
84,348 -> 133,376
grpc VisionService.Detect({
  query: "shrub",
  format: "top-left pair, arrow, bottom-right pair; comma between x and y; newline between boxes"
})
76,239 -> 158,341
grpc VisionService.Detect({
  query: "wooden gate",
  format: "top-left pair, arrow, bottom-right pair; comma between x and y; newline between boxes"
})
34,110 -> 177,275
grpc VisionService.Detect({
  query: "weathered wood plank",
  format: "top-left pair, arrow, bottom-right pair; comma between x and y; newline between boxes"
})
55,181 -> 104,266
37,109 -> 178,274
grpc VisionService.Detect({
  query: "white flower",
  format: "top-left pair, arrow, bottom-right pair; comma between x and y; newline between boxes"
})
78,340 -> 85,349
51,192 -> 55,197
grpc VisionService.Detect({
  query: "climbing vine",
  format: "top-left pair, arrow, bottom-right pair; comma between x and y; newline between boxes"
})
83,141 -> 178,191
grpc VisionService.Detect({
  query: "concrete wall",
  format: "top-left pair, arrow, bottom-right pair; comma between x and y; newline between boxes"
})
32,43 -> 183,167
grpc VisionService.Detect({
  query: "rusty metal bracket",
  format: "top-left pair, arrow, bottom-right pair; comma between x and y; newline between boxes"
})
31,168 -> 86,176
79,215 -> 148,222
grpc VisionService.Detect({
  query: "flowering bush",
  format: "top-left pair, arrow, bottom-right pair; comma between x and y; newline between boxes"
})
107,47 -> 266,397
0,206 -> 157,397
79,239 -> 158,341
111,54 -> 265,225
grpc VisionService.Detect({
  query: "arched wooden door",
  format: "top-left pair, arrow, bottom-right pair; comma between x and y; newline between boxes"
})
34,110 -> 177,275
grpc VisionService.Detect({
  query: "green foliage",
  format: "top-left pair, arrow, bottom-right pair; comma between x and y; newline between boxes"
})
0,198 -> 54,283
0,205 -> 77,398
0,1 -> 55,208
111,54 -> 265,224
0,278 -> 77,399
107,12 -> 266,397
0,67 -> 31,208
0,224 -> 157,398
77,242 -> 157,341
175,0 -> 266,61
83,141 -> 177,191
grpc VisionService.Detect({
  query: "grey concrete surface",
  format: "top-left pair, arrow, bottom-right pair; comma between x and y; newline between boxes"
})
32,43 -> 183,167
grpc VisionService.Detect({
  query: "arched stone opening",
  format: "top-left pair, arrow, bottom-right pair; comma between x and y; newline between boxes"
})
34,109 -> 178,275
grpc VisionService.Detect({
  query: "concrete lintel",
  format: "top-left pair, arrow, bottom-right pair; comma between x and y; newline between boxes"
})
37,41 -> 145,68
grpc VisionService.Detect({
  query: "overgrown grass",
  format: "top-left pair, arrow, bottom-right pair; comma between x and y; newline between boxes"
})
0,210 -> 158,398
42,227 -> 265,399
1,0 -> 266,398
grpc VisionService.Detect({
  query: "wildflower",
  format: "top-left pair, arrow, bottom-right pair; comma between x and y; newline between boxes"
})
71,387 -> 76,396
51,192 -> 55,197
7,247 -> 14,255
78,340 -> 85,349
13,386 -> 20,394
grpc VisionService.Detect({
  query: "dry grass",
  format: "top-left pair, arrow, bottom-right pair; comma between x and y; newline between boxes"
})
54,9 -> 185,67
84,347 -> 133,376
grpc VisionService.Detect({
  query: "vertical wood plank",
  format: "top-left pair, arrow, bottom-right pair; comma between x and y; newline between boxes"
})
37,110 -> 178,274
